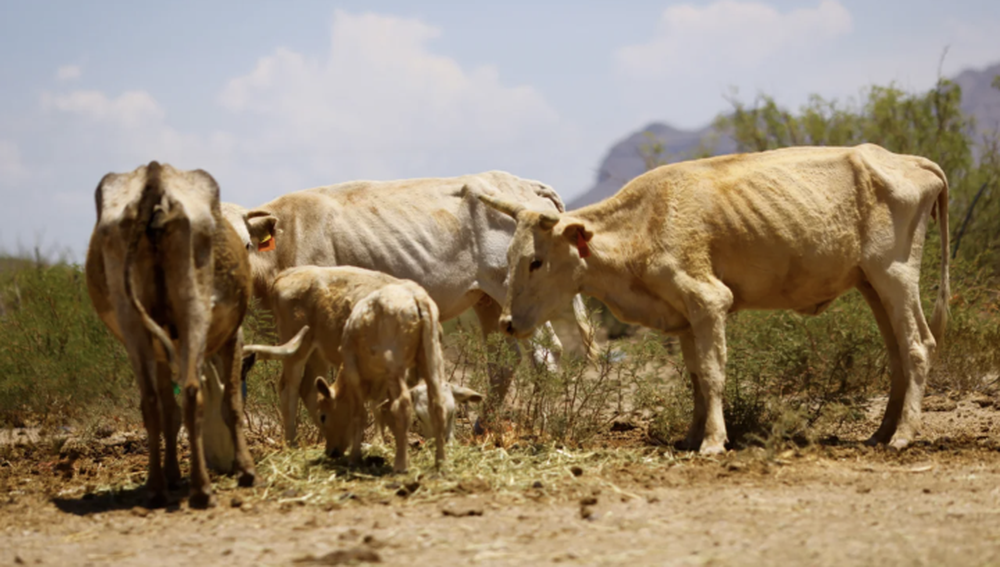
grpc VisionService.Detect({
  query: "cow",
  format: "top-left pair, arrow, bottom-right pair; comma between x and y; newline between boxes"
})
202,326 -> 310,473
244,335 -> 484,446
220,171 -> 599,431
85,162 -> 255,508
476,144 -> 950,455
314,282 -> 449,473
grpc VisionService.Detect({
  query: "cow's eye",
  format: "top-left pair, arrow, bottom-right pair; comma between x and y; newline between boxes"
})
320,414 -> 326,424
529,259 -> 543,272
245,243 -> 251,251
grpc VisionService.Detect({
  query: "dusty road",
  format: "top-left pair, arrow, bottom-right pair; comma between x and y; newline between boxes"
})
3,396 -> 1000,566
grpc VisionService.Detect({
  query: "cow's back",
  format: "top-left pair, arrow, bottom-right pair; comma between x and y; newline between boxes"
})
597,144 -> 947,313
270,266 -> 402,360
257,172 -> 562,318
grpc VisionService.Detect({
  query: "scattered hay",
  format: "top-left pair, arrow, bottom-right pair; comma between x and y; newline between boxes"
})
219,440 -> 682,508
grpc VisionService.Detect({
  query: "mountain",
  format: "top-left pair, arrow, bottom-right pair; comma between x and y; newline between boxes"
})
954,61 -> 1000,140
569,123 -> 735,209
571,62 -> 1000,209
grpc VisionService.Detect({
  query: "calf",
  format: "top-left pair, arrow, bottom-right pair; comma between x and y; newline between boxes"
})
315,282 -> 448,472
85,162 -> 254,507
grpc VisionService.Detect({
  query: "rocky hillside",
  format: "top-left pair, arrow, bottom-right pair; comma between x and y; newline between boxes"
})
571,62 -> 1000,209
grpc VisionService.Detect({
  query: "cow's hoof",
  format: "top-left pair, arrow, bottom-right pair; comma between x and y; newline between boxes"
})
698,443 -> 726,456
888,437 -> 911,451
237,469 -> 256,488
147,492 -> 169,509
675,436 -> 701,452
188,491 -> 217,510
473,418 -> 486,436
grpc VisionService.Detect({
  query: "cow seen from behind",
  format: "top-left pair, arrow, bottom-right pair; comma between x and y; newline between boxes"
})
85,162 -> 256,508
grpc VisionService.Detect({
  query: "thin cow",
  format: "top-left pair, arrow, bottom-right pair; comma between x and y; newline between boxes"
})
477,144 -> 949,455
85,162 -> 255,508
220,171 -> 599,429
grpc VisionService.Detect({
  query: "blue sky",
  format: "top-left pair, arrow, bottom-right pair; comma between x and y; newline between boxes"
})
1,0 -> 998,259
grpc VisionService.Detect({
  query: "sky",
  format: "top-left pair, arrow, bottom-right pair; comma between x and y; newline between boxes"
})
1,0 -> 999,260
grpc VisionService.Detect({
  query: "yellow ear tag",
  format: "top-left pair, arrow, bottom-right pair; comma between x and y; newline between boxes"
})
257,233 -> 276,252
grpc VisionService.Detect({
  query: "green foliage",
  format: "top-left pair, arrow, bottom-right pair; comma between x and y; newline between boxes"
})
715,80 -> 1000,270
0,257 -> 135,427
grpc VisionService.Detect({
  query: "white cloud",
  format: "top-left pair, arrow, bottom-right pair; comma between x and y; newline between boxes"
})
55,65 -> 82,81
41,89 -> 165,129
617,0 -> 852,79
216,10 -> 565,187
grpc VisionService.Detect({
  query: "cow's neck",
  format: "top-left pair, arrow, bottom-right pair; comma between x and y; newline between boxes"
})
570,193 -> 689,334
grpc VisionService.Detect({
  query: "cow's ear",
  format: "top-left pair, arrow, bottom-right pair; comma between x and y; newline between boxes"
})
316,377 -> 332,400
562,222 -> 593,258
450,385 -> 484,404
246,212 -> 278,245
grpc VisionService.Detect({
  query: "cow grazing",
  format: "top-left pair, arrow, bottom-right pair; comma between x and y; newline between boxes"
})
220,171 -> 599,428
243,332 -> 482,447
85,162 -> 255,508
315,282 -> 448,473
478,144 -> 950,454
202,326 -> 310,472
240,265 -> 395,443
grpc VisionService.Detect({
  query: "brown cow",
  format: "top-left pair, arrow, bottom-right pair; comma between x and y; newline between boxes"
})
478,144 -> 949,454
85,162 -> 255,507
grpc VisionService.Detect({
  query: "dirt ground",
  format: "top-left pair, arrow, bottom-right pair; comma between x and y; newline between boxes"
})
2,394 -> 1000,567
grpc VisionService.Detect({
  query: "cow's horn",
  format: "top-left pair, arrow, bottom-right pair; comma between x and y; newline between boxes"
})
477,193 -> 525,219
538,213 -> 559,230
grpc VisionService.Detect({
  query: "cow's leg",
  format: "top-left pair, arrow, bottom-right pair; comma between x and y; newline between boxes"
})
155,361 -> 181,490
174,309 -> 214,508
857,281 -> 906,445
677,331 -> 707,451
682,282 -> 733,455
128,341 -> 167,507
218,332 -> 256,487
472,295 -> 518,429
181,364 -> 213,509
523,322 -> 563,373
864,268 -> 936,449
279,357 -> 308,445
339,353 -> 367,467
387,378 -> 412,474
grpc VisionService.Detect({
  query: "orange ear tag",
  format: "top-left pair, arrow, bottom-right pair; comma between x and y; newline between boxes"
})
257,234 -> 276,252
576,231 -> 590,259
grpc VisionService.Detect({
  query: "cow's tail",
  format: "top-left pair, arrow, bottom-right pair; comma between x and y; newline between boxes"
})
414,288 -> 447,465
572,294 -> 600,363
243,325 -> 311,361
927,161 -> 950,350
123,161 -> 178,375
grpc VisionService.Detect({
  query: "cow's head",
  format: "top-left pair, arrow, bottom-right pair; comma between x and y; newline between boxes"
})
478,193 -> 591,338
315,376 -> 359,459
220,202 -> 278,254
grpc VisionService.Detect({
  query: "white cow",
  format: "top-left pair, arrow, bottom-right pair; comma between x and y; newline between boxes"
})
478,144 -> 950,455
85,162 -> 255,508
221,171 -> 598,430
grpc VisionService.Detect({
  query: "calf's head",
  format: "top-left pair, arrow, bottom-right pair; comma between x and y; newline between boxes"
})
478,194 -> 592,338
314,376 -> 356,458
